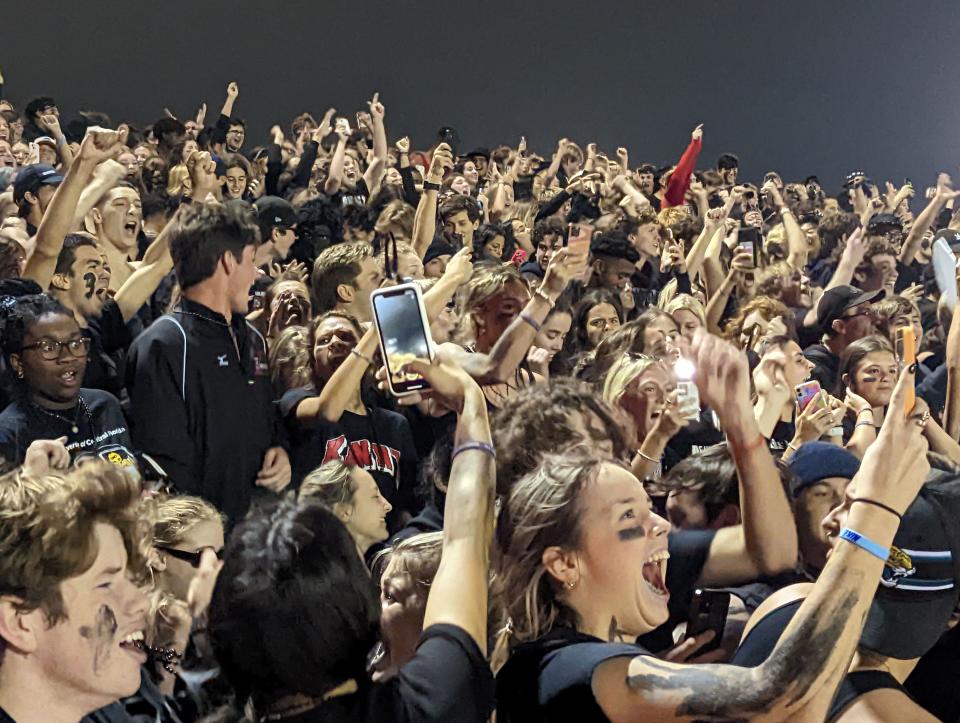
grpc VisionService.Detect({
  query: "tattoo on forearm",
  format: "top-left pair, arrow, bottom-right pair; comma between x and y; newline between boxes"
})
627,571 -> 862,719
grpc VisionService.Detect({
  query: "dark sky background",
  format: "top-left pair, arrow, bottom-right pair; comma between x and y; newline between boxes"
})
4,0 -> 959,192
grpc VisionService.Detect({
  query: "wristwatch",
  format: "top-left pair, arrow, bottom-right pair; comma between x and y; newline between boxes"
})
423,181 -> 441,191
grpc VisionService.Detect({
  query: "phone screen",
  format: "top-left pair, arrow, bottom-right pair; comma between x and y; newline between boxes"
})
372,286 -> 433,395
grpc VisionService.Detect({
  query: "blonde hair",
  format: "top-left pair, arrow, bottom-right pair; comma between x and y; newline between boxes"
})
453,262 -> 526,344
601,354 -> 659,406
375,199 -> 415,239
492,451 -> 606,669
664,293 -> 706,327
269,324 -> 312,395
657,206 -> 689,228
298,460 -> 355,510
152,495 -> 223,547
166,164 -> 191,197
373,531 -> 443,589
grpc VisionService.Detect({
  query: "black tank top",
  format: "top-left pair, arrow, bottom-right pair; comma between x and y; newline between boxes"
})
730,599 -> 910,721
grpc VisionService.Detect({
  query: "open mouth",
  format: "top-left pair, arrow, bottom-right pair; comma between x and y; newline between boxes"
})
641,550 -> 669,596
123,221 -> 139,236
60,369 -> 81,386
118,630 -> 148,661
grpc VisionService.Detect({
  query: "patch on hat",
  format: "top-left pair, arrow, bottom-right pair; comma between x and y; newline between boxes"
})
880,545 -> 953,591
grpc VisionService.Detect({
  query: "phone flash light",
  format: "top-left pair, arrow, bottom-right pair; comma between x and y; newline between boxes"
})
675,358 -> 696,380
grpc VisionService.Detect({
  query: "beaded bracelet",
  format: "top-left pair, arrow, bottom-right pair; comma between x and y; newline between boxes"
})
855,420 -> 876,429
838,527 -> 889,563
146,644 -> 184,675
519,312 -> 542,333
452,441 -> 496,461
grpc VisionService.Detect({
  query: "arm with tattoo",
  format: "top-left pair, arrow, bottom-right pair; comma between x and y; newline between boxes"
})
592,357 -> 929,721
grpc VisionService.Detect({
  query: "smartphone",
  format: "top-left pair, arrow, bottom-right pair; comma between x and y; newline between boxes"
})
674,358 -> 700,420
795,381 -> 823,412
737,227 -> 760,268
371,283 -> 434,396
894,326 -> 916,414
685,589 -> 730,653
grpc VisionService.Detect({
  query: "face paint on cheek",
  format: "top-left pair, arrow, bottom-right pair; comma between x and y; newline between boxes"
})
618,526 -> 646,541
79,604 -> 118,672
83,273 -> 96,299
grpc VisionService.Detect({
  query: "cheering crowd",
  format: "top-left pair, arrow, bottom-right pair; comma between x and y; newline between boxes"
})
0,76 -> 959,723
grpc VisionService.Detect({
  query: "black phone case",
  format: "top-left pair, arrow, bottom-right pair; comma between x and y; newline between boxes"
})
685,589 -> 730,653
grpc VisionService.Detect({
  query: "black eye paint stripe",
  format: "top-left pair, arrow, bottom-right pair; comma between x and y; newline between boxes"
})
618,526 -> 646,541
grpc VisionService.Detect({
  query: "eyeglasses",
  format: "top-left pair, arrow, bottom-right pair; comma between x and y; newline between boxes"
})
155,545 -> 224,568
843,309 -> 875,321
22,337 -> 91,361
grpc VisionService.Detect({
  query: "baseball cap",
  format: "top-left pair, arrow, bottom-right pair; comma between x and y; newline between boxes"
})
13,164 -> 63,203
464,147 -> 489,161
859,466 -> 960,659
933,227 -> 960,253
866,213 -> 903,234
254,196 -> 297,231
787,442 -> 860,499
816,284 -> 884,329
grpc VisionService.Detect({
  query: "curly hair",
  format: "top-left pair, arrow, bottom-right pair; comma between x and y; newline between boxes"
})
721,296 -> 791,345
491,379 -> 631,496
269,324 -> 312,396
0,293 -> 73,361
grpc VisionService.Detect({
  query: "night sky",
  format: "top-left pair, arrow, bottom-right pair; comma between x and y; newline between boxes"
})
5,0 -> 959,192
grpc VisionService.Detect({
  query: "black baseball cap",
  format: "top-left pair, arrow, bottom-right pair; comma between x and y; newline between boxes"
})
859,467 -> 960,659
866,213 -> 903,235
254,196 -> 297,233
933,227 -> 960,253
464,147 -> 490,161
423,236 -> 457,265
13,164 -> 63,203
816,284 -> 884,329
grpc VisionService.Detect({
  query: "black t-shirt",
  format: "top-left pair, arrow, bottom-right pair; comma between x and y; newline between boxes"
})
280,625 -> 494,723
279,388 -> 419,521
664,407 -> 724,472
637,528 -> 717,652
0,706 -> 14,723
496,626 -> 649,722
0,388 -> 135,468
84,298 -> 131,397
767,418 -> 796,457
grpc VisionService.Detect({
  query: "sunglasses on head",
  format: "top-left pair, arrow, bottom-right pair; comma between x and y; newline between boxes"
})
156,545 -> 224,568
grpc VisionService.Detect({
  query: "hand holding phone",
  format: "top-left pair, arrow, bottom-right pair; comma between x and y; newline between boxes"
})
795,381 -> 824,412
371,283 -> 434,396
685,588 -> 730,654
895,326 -> 916,415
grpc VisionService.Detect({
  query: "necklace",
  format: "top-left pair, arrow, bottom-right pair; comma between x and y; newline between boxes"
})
177,307 -> 242,361
32,395 -> 91,434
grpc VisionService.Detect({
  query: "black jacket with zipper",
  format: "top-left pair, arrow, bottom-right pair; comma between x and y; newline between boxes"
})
125,298 -> 283,523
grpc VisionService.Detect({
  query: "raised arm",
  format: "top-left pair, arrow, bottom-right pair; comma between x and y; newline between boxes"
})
24,127 -> 126,288
900,174 -> 957,265
323,127 -> 349,196
765,182 -> 809,269
596,364 -> 929,721
361,94 -> 388,196
438,241 -> 587,384
113,209 -> 176,321
692,332 -> 798,584
219,82 -> 239,124
40,114 -> 73,171
422,247 -> 473,320
661,124 -> 703,209
402,352 -> 494,652
823,226 -> 867,291
412,143 -> 453,259
294,326 -> 379,424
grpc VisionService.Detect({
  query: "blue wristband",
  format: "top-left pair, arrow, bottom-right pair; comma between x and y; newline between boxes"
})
838,527 -> 889,563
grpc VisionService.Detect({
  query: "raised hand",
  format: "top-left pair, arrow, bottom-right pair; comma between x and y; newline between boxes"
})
752,349 -> 792,403
427,142 -> 455,184
196,102 -> 207,126
794,394 -> 835,443
226,81 -> 239,99
691,123 -> 704,141
396,136 -> 411,154
78,126 -> 128,165
186,150 -> 219,199
443,246 -> 474,285
271,125 -> 285,145
23,436 -> 70,477
541,243 -> 589,297
186,548 -> 223,618
616,146 -> 629,170
689,329 -> 753,429
378,346 -> 482,412
40,114 -> 62,138
367,91 -> 384,121
840,226 -> 868,266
